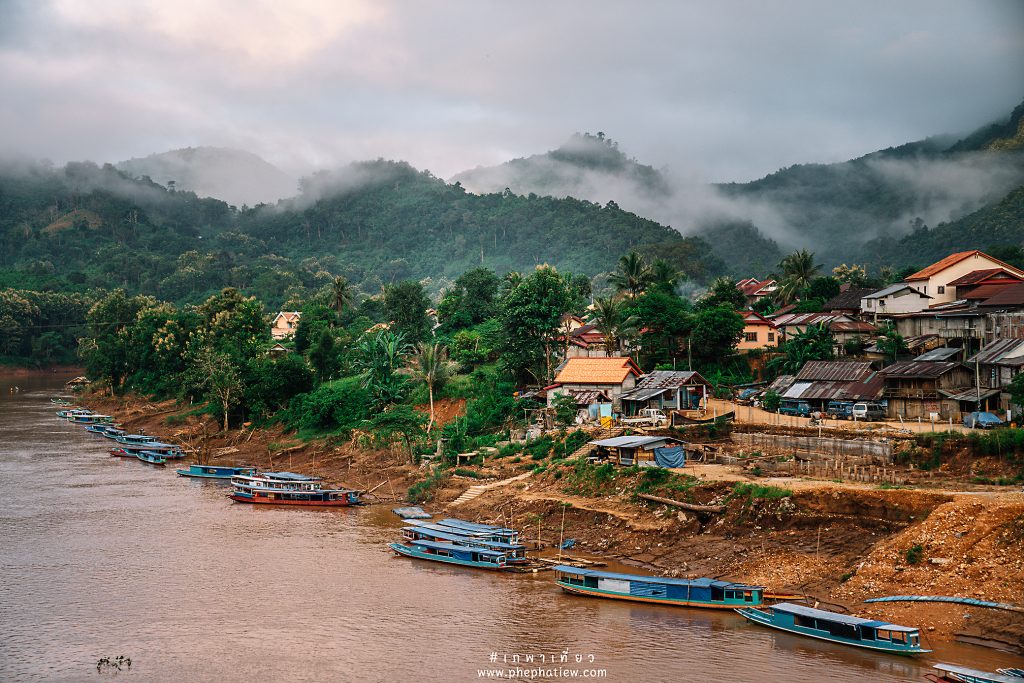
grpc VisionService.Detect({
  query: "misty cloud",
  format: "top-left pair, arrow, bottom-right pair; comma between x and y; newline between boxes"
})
0,1 -> 1021,183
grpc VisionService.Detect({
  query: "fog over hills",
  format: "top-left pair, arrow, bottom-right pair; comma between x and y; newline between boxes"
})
116,147 -> 297,207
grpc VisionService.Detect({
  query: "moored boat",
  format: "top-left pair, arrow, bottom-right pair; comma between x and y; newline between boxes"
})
114,434 -> 156,446
401,525 -> 528,563
555,566 -> 764,608
926,663 -> 1022,683
176,464 -> 257,479
433,518 -> 520,544
389,540 -> 510,570
229,472 -> 361,506
102,427 -> 127,440
56,408 -> 88,418
736,602 -> 928,655
136,450 -> 167,466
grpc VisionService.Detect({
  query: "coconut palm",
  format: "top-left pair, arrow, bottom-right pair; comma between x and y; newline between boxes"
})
777,249 -> 821,303
590,296 -> 639,355
650,259 -> 686,292
355,330 -> 411,409
405,342 -> 455,433
608,251 -> 653,298
330,276 -> 355,316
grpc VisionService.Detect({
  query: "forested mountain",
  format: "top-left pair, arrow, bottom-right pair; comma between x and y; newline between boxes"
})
453,99 -> 1024,269
116,147 -> 297,207
0,158 -> 722,313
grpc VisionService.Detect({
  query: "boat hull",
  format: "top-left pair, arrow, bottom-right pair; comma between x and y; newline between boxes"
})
558,581 -> 753,609
389,542 -> 508,570
229,493 -> 357,507
735,608 -> 929,655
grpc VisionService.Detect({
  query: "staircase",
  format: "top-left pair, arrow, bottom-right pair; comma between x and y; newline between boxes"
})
568,427 -> 625,460
450,471 -> 533,506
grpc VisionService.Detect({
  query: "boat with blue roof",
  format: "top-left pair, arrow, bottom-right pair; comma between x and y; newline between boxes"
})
389,539 -> 511,570
554,566 -> 764,608
736,602 -> 928,655
114,434 -> 157,446
433,518 -> 520,544
176,464 -> 257,479
229,471 -> 361,506
136,450 -> 167,466
401,525 -> 528,563
926,663 -> 1023,682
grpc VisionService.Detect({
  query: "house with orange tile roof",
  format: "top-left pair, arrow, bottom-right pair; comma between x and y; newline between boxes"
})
738,310 -> 779,350
903,250 -> 1024,306
270,311 -> 301,340
548,357 -> 643,409
736,278 -> 777,305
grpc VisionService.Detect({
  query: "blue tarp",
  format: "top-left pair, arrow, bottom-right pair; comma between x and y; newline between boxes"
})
654,446 -> 686,468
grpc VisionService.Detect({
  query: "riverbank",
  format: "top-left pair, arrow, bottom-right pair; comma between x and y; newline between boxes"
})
75,389 -> 1024,655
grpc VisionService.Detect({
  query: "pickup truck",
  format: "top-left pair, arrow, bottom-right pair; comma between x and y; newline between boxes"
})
778,399 -> 811,417
620,408 -> 668,426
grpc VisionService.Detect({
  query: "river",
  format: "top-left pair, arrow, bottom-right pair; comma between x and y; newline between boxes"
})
1,373 -> 1019,682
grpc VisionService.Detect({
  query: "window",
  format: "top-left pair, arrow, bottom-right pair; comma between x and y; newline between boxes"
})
744,332 -> 758,342
937,286 -> 945,294
768,332 -> 775,342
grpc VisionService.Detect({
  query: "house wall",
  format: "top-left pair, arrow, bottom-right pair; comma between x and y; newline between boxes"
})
548,376 -> 636,409
862,290 -> 930,316
738,324 -> 779,350
893,315 -> 983,342
565,346 -> 611,359
911,254 -> 1017,305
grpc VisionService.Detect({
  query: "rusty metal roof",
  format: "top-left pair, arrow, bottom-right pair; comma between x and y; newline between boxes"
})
795,361 -> 873,382
879,360 -> 959,378
634,370 -> 711,390
967,338 -> 1024,366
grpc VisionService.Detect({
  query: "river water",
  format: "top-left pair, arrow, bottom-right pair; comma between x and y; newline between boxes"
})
1,374 -> 1019,682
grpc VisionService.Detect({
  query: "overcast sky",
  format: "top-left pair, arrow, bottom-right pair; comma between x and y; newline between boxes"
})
1,0 -> 1022,182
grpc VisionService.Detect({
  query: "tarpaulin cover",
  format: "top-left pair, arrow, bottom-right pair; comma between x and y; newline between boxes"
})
654,446 -> 686,468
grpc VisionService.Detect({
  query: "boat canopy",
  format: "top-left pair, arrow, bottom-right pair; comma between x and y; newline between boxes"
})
437,518 -> 516,534
409,539 -> 505,558
403,526 -> 524,550
771,603 -> 919,632
553,566 -> 763,591
932,663 -> 1019,683
261,471 -> 320,481
408,520 -> 499,537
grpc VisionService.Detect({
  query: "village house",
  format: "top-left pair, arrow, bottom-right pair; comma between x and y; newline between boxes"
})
781,360 -> 882,411
270,311 -> 301,340
861,283 -> 931,320
547,357 -> 643,411
619,370 -> 711,415
822,284 -> 876,316
878,360 -> 975,420
770,312 -> 876,352
736,278 -> 777,306
889,302 -> 985,349
947,268 -> 1024,302
902,250 -> 1024,306
738,310 -> 779,350
966,338 -> 1024,416
586,434 -> 691,467
564,323 -> 613,359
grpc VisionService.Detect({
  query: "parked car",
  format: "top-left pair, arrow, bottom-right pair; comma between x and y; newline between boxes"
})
851,402 -> 886,421
736,388 -> 760,405
778,399 -> 811,417
826,401 -> 854,419
963,411 -> 1004,429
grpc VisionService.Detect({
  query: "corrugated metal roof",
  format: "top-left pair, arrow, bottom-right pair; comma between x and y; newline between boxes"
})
782,382 -> 813,399
962,283 -> 1014,300
823,287 -> 875,311
619,387 -> 668,402
879,360 -> 959,378
967,338 -> 1024,366
939,388 -> 1001,402
796,360 -> 873,382
766,374 -> 796,394
589,436 -> 680,449
863,283 -> 929,299
567,389 -> 611,404
979,281 -> 1024,308
634,370 -> 710,390
915,347 -> 963,361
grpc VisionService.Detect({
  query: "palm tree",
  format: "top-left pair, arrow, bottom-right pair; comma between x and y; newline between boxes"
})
330,276 -> 354,316
608,251 -> 653,298
355,330 -> 411,409
405,342 -> 455,433
650,259 -> 685,292
590,296 -> 639,355
778,249 -> 821,303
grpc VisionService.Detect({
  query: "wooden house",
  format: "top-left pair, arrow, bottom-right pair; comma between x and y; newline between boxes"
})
548,357 -> 642,410
878,360 -> 974,419
619,370 -> 711,415
586,435 -> 691,467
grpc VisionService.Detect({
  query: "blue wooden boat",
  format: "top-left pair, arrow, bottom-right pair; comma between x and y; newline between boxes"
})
408,519 -> 518,544
115,442 -> 184,459
736,602 -> 928,655
554,566 -> 763,608
85,424 -> 110,435
176,464 -> 257,479
927,663 -> 1022,683
102,427 -> 127,440
401,526 -> 528,563
115,434 -> 156,446
56,408 -> 88,418
434,518 -> 520,544
137,450 -> 167,466
389,540 -> 510,570
229,472 -> 361,507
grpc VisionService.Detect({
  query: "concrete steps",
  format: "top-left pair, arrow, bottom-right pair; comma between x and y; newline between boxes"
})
450,471 -> 532,506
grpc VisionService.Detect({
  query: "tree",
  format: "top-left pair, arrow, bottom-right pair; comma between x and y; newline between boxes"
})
689,306 -> 745,365
590,296 -> 638,355
777,249 -> 821,303
308,328 -> 338,384
293,303 -> 338,353
366,405 -> 427,463
625,290 -> 693,367
770,323 -> 835,375
875,323 -> 908,363
698,276 -> 746,312
499,265 -> 580,383
832,263 -> 868,286
437,267 -> 500,331
329,275 -> 355,316
355,330 -> 411,409
383,280 -> 431,343
406,342 -> 455,433
1007,372 -> 1024,414
552,392 -> 579,426
608,251 -> 653,298
190,344 -> 243,431
649,259 -> 686,294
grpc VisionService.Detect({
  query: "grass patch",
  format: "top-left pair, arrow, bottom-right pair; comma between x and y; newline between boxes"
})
407,468 -> 449,504
729,482 -> 793,502
452,468 -> 483,479
905,543 -> 924,565
563,460 -> 618,496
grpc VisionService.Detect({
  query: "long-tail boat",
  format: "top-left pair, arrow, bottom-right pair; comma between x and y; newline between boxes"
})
736,602 -> 928,655
433,518 -> 520,544
926,663 -> 1022,682
136,450 -> 167,466
176,464 -> 257,479
554,566 -> 763,608
229,472 -> 360,506
401,525 -> 528,563
389,539 -> 510,570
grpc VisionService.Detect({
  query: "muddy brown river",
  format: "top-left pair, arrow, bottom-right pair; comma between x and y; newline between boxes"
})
1,373 -> 1020,681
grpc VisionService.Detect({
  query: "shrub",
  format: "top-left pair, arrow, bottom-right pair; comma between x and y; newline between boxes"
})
407,468 -> 448,503
905,544 -> 923,565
